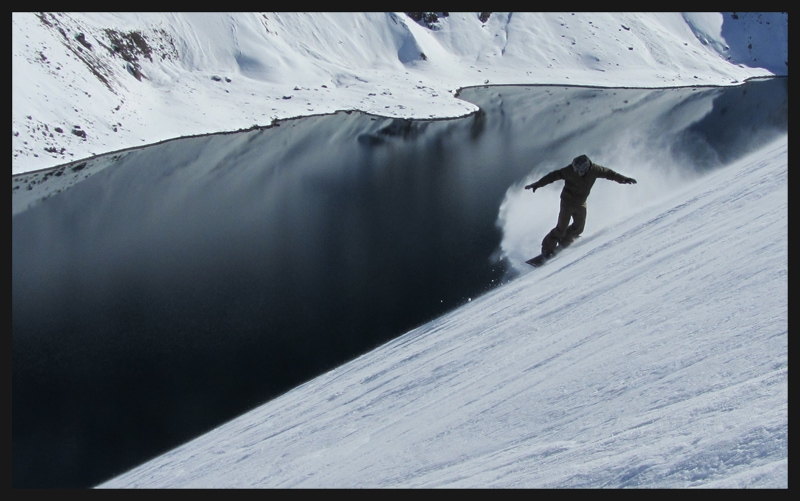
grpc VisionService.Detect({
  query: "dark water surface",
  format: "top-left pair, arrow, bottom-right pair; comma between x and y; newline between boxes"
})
12,78 -> 787,487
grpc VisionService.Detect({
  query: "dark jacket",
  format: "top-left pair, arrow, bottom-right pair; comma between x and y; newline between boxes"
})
530,163 -> 633,206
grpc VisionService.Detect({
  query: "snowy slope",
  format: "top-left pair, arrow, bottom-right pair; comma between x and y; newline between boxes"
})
101,135 -> 787,488
12,12 -> 788,174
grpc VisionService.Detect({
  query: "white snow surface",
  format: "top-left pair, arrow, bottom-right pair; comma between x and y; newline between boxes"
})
101,135 -> 788,488
12,12 -> 788,175
12,12 -> 787,488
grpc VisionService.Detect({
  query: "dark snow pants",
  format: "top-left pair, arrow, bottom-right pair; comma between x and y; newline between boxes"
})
542,199 -> 586,255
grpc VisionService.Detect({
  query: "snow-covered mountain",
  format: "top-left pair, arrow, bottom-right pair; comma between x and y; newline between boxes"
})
11,12 -> 788,175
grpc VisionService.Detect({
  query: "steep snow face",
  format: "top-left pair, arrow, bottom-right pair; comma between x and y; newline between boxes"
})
11,12 -> 787,174
682,12 -> 788,73
100,135 -> 787,488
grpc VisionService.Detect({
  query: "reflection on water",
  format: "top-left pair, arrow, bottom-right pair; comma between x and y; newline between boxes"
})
12,78 -> 787,488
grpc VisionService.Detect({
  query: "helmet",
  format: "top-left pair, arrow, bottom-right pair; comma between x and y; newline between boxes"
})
572,155 -> 591,175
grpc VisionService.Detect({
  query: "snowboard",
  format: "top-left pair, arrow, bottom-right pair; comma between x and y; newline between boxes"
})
526,252 -> 554,267
526,238 -> 578,267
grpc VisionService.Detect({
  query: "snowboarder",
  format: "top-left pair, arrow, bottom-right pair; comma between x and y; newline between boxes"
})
525,154 -> 637,258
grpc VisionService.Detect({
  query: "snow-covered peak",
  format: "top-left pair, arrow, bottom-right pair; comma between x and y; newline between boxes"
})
12,12 -> 788,174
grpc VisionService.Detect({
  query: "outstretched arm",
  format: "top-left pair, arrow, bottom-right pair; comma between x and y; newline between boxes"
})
525,168 -> 566,192
596,165 -> 637,185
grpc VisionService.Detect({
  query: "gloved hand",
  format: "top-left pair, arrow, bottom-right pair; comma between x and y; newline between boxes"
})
525,183 -> 538,192
621,177 -> 637,184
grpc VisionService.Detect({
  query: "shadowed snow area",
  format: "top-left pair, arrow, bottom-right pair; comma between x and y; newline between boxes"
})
101,135 -> 787,488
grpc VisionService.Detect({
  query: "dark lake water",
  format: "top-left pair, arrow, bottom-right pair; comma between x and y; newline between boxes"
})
12,77 -> 787,488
